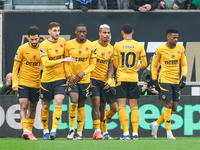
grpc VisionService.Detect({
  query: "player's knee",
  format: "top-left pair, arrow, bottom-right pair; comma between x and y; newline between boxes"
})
20,103 -> 28,110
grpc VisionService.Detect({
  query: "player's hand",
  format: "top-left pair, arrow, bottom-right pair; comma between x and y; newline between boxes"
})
74,71 -> 85,83
179,76 -> 186,89
69,76 -> 76,88
160,1 -> 165,8
138,6 -> 147,12
144,4 -> 152,11
103,81 -> 110,90
13,87 -> 18,91
61,56 -> 76,63
173,3 -> 179,9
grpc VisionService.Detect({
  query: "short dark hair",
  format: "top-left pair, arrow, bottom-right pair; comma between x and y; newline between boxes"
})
122,24 -> 133,34
48,22 -> 60,30
27,26 -> 40,36
166,29 -> 178,35
76,24 -> 86,29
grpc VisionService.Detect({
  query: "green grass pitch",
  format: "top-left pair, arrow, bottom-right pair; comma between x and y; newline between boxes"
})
0,137 -> 200,150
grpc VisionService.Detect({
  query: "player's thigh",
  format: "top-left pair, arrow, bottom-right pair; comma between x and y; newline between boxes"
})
41,82 -> 53,101
104,88 -> 116,103
90,79 -> 102,98
116,81 -> 128,99
29,87 -> 40,103
172,84 -> 180,102
78,83 -> 90,101
127,82 -> 139,99
53,79 -> 66,96
159,83 -> 173,101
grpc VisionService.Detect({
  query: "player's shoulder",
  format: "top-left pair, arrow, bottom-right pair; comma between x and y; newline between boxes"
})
40,39 -> 49,46
107,43 -> 113,48
18,42 -> 29,51
156,43 -> 166,51
66,38 -> 76,44
58,37 -> 66,43
176,43 -> 185,50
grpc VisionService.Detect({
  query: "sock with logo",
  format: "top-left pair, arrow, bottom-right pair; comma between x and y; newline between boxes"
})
21,119 -> 28,132
77,107 -> 85,132
52,105 -> 62,130
27,118 -> 34,132
69,103 -> 78,128
93,120 -> 100,133
106,109 -> 116,122
164,107 -> 172,131
41,107 -> 49,130
118,106 -> 129,133
101,114 -> 107,133
131,107 -> 139,133
157,110 -> 175,125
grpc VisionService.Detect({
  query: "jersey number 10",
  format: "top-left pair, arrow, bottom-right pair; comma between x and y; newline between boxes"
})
120,52 -> 136,68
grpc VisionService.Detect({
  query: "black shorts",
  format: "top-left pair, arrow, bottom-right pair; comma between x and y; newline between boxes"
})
41,79 -> 66,101
116,81 -> 139,99
18,85 -> 40,103
90,79 -> 116,103
67,82 -> 90,101
159,83 -> 180,102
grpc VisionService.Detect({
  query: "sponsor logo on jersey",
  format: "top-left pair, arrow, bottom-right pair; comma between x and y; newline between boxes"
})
26,61 -> 41,66
165,60 -> 178,65
49,55 -> 62,60
123,45 -> 135,49
74,57 -> 88,62
26,53 -> 30,54
97,59 -> 109,64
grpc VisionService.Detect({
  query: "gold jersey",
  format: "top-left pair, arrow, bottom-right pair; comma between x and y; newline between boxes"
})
151,43 -> 188,84
90,40 -> 113,82
65,39 -> 97,83
40,37 -> 66,82
12,42 -> 42,88
113,39 -> 147,83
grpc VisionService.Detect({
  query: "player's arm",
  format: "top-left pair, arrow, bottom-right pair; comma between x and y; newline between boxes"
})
180,48 -> 188,78
12,48 -> 22,91
113,45 -> 118,68
151,49 -> 161,80
138,45 -> 147,70
64,43 -> 72,78
104,59 -> 115,89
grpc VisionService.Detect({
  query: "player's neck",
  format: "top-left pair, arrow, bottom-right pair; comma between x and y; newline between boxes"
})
76,38 -> 86,44
98,39 -> 108,47
166,43 -> 175,49
123,34 -> 132,40
48,37 -> 58,43
28,42 -> 39,49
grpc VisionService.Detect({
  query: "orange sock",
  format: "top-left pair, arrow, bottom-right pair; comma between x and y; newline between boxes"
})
27,118 -> 34,131
156,110 -> 175,125
52,105 -> 62,130
106,109 -> 116,121
21,119 -> 28,131
77,107 -> 85,132
118,106 -> 129,133
93,120 -> 100,130
41,107 -> 49,130
101,114 -> 107,133
131,107 -> 139,133
69,103 -> 78,128
164,107 -> 172,131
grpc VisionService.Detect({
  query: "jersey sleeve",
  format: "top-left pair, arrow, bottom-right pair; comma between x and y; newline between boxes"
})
113,44 -> 118,68
151,48 -> 161,80
12,47 -> 22,88
180,47 -> 188,78
83,45 -> 97,75
64,42 -> 71,77
40,43 -> 62,67
139,45 -> 147,69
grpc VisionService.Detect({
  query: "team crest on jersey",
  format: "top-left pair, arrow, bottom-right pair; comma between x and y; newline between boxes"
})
40,48 -> 45,55
108,51 -> 111,55
60,44 -> 63,48
94,49 -> 97,55
78,50 -> 82,55
86,47 -> 89,51
162,95 -> 166,99
178,50 -> 181,55
15,51 -> 19,58
33,55 -> 36,59
101,52 -> 105,57
55,49 -> 59,53
171,55 -> 175,59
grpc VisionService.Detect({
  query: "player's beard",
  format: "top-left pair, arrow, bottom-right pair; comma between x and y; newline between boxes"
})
31,43 -> 38,47
52,35 -> 58,41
